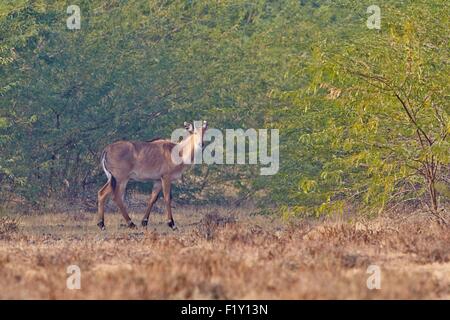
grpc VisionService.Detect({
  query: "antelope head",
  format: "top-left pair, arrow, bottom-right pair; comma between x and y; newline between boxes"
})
176,120 -> 208,164
184,120 -> 208,150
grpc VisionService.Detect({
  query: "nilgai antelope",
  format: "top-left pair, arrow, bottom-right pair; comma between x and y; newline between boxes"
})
97,120 -> 208,230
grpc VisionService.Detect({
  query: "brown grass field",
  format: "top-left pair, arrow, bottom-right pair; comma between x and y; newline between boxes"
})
0,202 -> 449,300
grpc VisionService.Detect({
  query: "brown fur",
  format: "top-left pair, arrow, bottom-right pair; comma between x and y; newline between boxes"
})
97,124 -> 206,230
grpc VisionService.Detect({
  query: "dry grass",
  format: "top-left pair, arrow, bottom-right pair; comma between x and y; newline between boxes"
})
0,216 -> 19,240
0,204 -> 449,299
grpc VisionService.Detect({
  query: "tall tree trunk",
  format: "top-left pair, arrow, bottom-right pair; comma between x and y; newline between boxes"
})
428,179 -> 438,213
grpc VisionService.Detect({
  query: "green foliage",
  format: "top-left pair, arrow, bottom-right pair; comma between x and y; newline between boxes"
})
0,0 -> 300,204
270,0 -> 449,214
0,0 -> 448,214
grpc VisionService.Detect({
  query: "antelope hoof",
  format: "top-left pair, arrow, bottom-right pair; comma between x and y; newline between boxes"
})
128,221 -> 137,229
167,220 -> 177,230
141,219 -> 148,227
97,220 -> 106,231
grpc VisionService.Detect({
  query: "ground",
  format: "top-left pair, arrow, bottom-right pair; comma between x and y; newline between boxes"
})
0,203 -> 449,299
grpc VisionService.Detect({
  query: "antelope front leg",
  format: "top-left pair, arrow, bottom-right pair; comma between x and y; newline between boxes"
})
141,181 -> 162,227
162,176 -> 176,230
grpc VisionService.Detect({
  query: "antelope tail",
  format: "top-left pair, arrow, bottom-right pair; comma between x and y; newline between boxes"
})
101,151 -> 116,191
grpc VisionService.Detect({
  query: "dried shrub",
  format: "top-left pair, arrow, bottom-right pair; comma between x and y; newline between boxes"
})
0,207 -> 449,299
0,216 -> 19,239
196,211 -> 236,240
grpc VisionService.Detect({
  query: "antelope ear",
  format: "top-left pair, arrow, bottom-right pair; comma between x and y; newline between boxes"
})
202,120 -> 208,129
184,122 -> 194,132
